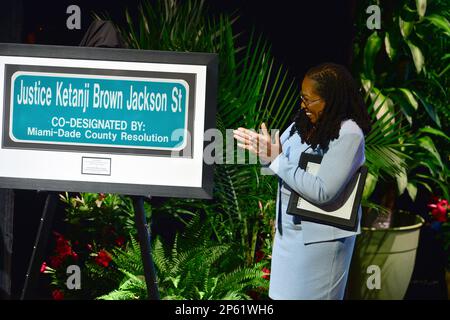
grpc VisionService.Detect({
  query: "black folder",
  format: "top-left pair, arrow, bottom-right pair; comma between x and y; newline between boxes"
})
286,152 -> 368,231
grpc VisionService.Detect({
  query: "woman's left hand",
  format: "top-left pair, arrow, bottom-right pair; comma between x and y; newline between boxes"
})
233,122 -> 282,163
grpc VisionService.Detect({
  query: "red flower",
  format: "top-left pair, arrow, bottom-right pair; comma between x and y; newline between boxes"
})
115,236 -> 126,247
262,267 -> 270,280
40,262 -> 47,273
54,232 -> 74,258
49,255 -> 63,269
95,249 -> 112,268
56,245 -> 72,258
86,243 -> 93,251
98,193 -> 106,200
255,250 -> 264,263
71,251 -> 78,260
52,289 -> 64,300
428,198 -> 449,222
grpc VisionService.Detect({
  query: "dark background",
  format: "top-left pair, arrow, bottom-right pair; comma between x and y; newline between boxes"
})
1,0 -> 357,77
0,0 -> 446,300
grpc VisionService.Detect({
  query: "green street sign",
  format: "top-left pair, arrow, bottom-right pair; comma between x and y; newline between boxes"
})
11,72 -> 188,150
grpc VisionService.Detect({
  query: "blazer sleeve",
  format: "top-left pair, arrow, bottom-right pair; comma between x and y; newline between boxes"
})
268,133 -> 364,205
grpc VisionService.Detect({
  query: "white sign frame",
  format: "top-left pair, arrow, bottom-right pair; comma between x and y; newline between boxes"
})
0,44 -> 217,199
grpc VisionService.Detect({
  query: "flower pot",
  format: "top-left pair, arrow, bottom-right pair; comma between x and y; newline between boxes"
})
346,210 -> 425,300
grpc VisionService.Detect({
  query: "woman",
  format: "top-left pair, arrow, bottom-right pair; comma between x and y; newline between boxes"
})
233,63 -> 371,299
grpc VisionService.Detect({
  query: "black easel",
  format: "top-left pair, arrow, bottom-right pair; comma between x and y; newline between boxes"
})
21,193 -> 160,300
132,196 -> 159,300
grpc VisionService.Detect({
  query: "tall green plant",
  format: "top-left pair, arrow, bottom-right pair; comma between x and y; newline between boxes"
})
113,0 -> 297,267
363,96 -> 411,202
354,0 -> 449,216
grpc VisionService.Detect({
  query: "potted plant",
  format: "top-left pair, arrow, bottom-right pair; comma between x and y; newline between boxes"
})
347,0 -> 449,299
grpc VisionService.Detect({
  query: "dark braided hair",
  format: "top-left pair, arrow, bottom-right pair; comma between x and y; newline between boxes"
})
289,63 -> 371,151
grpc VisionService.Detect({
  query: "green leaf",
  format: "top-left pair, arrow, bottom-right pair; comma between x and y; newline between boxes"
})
423,14 -> 450,37
398,88 -> 419,110
361,199 -> 390,215
391,88 -> 418,124
406,40 -> 425,73
365,95 -> 411,179
406,182 -> 418,201
370,88 -> 395,121
384,32 -> 396,61
417,136 -> 444,169
415,0 -> 427,18
360,77 -> 372,93
363,32 -> 382,79
416,174 -> 450,200
399,17 -> 414,39
362,172 -> 378,200
413,93 -> 441,127
169,275 -> 181,288
396,167 -> 408,195
418,126 -> 450,142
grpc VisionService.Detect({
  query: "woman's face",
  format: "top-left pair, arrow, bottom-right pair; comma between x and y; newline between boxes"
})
300,76 -> 326,124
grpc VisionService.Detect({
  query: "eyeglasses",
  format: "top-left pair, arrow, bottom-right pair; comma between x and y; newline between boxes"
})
300,93 -> 321,108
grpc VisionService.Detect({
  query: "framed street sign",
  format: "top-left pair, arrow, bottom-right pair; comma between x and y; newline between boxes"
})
0,43 -> 217,198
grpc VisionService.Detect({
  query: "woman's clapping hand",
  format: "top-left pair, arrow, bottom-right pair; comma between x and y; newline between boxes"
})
233,122 -> 282,163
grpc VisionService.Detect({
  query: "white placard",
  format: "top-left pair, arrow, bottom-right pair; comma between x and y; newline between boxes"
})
82,157 -> 111,176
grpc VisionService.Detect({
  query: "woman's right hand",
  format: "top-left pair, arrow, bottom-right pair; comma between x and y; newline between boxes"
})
233,122 -> 282,163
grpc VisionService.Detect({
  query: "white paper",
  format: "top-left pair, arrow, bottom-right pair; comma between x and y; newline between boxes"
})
82,157 -> 111,176
296,162 -> 359,219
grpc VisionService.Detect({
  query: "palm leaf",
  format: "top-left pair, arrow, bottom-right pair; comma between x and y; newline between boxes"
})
365,95 -> 411,179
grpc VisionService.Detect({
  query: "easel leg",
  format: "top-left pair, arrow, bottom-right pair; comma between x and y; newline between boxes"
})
132,196 -> 160,300
21,192 -> 58,300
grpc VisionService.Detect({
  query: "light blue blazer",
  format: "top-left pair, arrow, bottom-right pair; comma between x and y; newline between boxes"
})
264,119 -> 366,244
